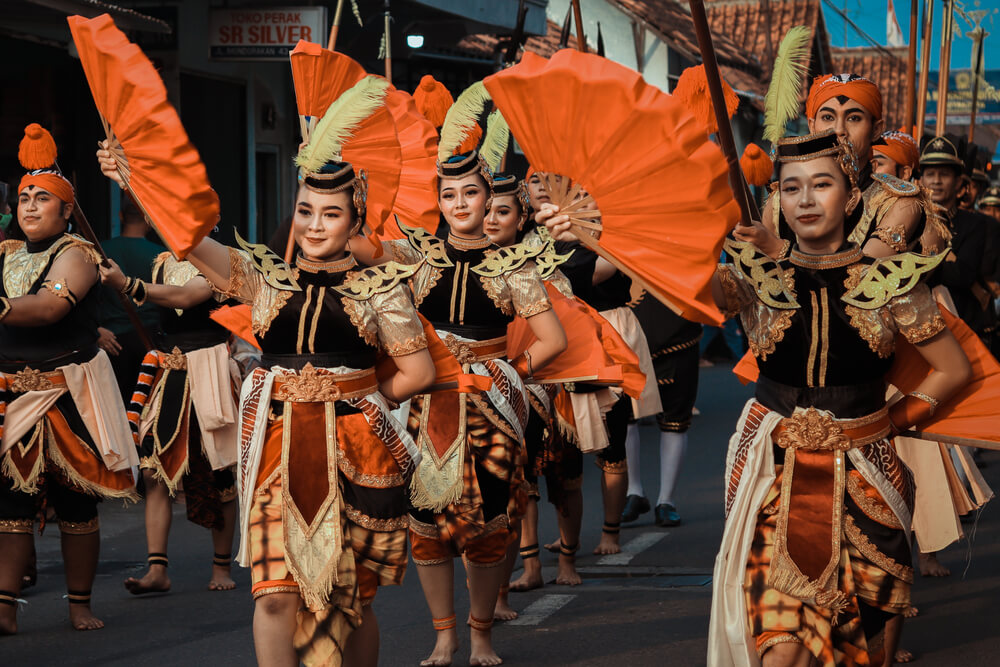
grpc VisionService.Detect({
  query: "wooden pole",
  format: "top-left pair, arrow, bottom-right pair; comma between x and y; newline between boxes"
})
915,0 -> 934,141
327,0 -> 345,51
936,0 -> 954,136
383,1 -> 392,84
571,0 -> 588,53
902,430 -> 1000,452
686,0 -> 759,226
904,0 -> 918,133
968,30 -> 984,143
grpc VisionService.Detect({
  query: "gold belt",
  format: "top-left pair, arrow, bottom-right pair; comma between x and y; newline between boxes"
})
772,406 -> 891,452
271,364 -> 377,402
2,367 -> 67,393
441,334 -> 507,365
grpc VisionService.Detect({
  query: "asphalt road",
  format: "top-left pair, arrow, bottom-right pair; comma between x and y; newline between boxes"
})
4,364 -> 999,665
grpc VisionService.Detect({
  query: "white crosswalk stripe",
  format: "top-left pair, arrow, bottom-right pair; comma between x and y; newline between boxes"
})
507,594 -> 577,626
596,531 -> 667,566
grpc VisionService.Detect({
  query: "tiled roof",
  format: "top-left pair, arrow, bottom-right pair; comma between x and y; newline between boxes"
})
705,0 -> 833,98
456,19 -> 566,60
831,46 -> 910,130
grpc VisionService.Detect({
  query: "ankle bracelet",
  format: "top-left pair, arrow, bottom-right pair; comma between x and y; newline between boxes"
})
432,614 -> 457,631
148,552 -> 168,568
467,614 -> 494,632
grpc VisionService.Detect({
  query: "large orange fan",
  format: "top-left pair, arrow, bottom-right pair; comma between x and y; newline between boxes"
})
484,51 -> 739,325
290,40 -> 401,239
382,90 -> 439,238
67,14 -> 219,259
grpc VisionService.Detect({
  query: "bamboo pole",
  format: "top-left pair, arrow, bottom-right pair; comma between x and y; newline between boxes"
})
915,0 -> 934,141
383,1 -> 392,84
327,0 -> 345,51
904,0 -> 918,133
968,30 -> 984,143
902,430 -> 1000,452
936,0 -> 955,136
686,0 -> 759,226
571,0 -> 588,53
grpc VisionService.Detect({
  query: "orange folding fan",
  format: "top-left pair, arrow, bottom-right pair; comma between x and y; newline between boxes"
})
382,90 -> 439,238
67,14 -> 219,259
290,41 -> 409,241
484,51 -> 740,325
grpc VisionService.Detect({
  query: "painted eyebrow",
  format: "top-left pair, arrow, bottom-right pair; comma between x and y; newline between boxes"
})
811,172 -> 836,179
819,104 -> 866,115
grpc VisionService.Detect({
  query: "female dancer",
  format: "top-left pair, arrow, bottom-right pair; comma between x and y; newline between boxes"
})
99,134 -> 436,666
99,250 -> 239,594
358,147 -> 566,666
1,124 -> 137,633
484,175 -> 584,606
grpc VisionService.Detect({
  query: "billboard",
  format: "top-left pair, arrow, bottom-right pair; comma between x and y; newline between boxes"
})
209,7 -> 326,60
925,69 -> 1000,125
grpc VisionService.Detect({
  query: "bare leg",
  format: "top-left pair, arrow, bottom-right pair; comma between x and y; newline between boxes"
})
761,641 -> 817,667
0,533 -> 32,635
209,499 -> 236,590
918,551 -> 950,577
253,592 -> 299,667
882,614 -> 910,666
594,471 -> 626,555
415,561 -> 459,667
343,604 -> 379,667
494,538 -> 519,620
466,560 -> 505,666
509,501 -> 542,592
555,486 -> 583,585
61,530 -> 104,630
125,470 -> 172,594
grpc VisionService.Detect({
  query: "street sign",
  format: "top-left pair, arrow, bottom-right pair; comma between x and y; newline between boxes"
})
925,69 -> 1000,125
208,7 -> 326,61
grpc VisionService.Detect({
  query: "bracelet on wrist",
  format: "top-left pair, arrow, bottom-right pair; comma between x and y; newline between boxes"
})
0,296 -> 11,322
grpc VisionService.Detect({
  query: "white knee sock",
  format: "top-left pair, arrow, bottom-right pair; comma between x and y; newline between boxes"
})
657,431 -> 687,507
625,422 -> 644,497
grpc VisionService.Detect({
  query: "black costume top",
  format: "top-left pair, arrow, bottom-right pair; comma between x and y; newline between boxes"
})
222,243 -> 427,372
718,241 -> 946,418
390,222 -> 551,341
934,206 -> 999,338
151,253 -> 231,353
0,233 -> 101,371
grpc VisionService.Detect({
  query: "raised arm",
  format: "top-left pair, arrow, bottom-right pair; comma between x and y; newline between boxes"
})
100,258 -> 215,310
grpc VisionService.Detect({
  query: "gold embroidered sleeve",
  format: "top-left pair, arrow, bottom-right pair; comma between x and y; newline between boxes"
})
547,269 -> 574,298
887,283 -> 946,344
866,196 -> 923,253
389,238 -> 423,265
507,262 -> 551,318
370,284 -> 428,356
217,247 -> 261,303
715,264 -> 753,318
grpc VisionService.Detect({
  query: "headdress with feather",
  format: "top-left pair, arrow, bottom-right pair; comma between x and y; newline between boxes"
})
436,80 -> 495,184
763,26 -> 811,150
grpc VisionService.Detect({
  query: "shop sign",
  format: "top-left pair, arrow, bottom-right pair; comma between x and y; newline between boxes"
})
209,7 -> 327,60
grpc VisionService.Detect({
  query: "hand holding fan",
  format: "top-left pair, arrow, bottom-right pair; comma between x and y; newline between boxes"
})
484,50 -> 739,325
68,14 -> 219,259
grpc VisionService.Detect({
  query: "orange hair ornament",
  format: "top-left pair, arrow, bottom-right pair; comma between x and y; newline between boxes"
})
17,124 -> 75,204
740,143 -> 773,187
413,75 -> 453,128
672,65 -> 739,135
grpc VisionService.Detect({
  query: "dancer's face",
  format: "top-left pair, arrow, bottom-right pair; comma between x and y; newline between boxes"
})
292,186 -> 360,261
439,174 -> 488,238
779,156 -> 857,252
526,172 -> 550,210
808,97 -> 883,162
870,152 -> 912,182
485,194 -> 524,247
17,186 -> 70,241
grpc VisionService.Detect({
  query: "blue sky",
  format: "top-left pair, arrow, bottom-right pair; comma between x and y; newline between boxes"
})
823,0 -> 1000,70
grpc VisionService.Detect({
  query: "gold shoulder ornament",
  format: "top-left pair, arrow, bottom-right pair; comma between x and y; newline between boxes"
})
471,242 -> 543,277
397,220 -> 453,268
234,231 -> 300,292
871,173 -> 920,198
723,238 -> 799,309
334,261 -> 420,300
533,242 -> 575,279
841,251 -> 946,310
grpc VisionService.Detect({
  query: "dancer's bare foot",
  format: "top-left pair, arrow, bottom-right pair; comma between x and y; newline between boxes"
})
69,604 -> 104,631
208,564 -> 236,591
469,628 -> 502,666
124,567 -> 171,595
420,629 -> 458,667
903,605 -> 919,618
494,593 -> 518,622
555,555 -> 582,586
918,552 -> 950,577
894,648 -> 915,663
593,532 -> 621,555
0,605 -> 17,635
508,560 -> 543,592
543,539 -> 560,554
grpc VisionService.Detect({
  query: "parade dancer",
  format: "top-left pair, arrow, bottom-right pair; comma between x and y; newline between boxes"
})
707,130 -> 972,667
100,78 -> 436,667
0,124 -> 138,633
99,251 -> 240,594
485,175 -> 585,607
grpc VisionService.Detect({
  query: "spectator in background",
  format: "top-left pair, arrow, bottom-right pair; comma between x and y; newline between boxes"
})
980,185 -> 1000,222
0,181 -> 12,240
97,194 -> 162,401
